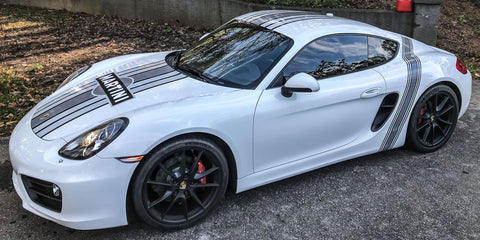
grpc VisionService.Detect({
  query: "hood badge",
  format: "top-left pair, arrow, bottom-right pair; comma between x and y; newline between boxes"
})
39,113 -> 50,120
93,73 -> 134,105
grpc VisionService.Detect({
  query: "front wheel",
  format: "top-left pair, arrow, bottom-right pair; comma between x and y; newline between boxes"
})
131,137 -> 229,230
406,84 -> 459,152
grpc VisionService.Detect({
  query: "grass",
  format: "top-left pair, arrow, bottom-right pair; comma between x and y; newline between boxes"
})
27,64 -> 43,73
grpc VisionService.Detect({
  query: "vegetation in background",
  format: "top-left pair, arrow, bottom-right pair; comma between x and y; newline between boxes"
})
466,60 -> 480,77
437,1 -> 480,79
27,64 -> 43,73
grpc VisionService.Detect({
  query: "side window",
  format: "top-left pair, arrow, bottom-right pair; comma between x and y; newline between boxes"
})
283,35 -> 368,79
367,37 -> 398,66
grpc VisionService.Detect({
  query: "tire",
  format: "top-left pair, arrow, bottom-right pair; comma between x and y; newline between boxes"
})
406,84 -> 459,153
131,137 -> 229,230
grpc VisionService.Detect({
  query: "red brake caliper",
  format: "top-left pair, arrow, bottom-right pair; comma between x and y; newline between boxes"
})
418,108 -> 425,124
197,159 -> 206,184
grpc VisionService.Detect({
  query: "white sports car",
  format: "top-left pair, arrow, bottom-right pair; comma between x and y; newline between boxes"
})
10,10 -> 472,230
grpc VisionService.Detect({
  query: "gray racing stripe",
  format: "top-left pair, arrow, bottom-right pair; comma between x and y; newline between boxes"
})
35,61 -> 164,114
34,81 -> 97,114
33,63 -> 170,125
32,90 -> 97,128
117,60 -> 166,77
391,48 -> 422,146
132,74 -> 187,94
250,11 -> 314,26
380,37 -> 422,151
33,61 -> 166,120
130,64 -> 173,84
240,11 -> 284,22
244,11 -> 297,24
38,100 -> 109,138
33,98 -> 108,134
32,58 -> 185,138
262,14 -> 325,28
237,11 -> 268,21
270,16 -> 331,30
131,71 -> 180,90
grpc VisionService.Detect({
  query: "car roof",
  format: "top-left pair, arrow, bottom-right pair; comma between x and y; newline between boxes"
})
234,10 -> 389,41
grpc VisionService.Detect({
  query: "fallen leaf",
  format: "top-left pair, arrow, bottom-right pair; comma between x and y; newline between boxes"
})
6,121 -> 18,125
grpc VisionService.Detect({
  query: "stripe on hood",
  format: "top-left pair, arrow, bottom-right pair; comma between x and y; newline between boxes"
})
31,60 -> 186,139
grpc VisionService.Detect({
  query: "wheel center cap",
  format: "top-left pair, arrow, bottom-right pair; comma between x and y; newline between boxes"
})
430,115 -> 435,122
179,181 -> 187,190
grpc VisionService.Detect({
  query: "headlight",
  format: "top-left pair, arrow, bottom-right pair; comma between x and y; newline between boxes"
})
59,118 -> 128,160
57,65 -> 91,90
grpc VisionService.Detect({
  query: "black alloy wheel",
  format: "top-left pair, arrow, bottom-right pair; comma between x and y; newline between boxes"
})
407,85 -> 459,152
131,137 -> 228,229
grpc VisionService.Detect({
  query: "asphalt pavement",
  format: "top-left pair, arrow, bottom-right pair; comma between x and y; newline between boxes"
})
0,81 -> 479,239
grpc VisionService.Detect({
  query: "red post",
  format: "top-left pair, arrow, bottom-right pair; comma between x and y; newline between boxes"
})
397,0 -> 413,12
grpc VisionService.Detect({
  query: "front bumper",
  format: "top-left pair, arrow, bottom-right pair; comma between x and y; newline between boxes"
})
9,110 -> 139,230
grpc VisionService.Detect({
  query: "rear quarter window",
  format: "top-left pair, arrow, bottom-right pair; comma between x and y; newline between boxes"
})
367,37 -> 398,67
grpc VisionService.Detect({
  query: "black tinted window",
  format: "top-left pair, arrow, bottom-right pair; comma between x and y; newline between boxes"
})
283,35 -> 368,79
177,22 -> 292,89
367,37 -> 398,66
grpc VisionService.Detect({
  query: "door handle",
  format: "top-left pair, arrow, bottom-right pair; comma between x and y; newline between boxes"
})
361,88 -> 381,99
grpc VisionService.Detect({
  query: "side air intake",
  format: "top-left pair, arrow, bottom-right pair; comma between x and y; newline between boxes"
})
371,93 -> 399,132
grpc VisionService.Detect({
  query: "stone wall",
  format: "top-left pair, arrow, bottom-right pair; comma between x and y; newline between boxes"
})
3,0 -> 444,45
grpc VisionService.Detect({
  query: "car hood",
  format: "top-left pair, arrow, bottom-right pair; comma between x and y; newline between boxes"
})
30,52 -> 238,140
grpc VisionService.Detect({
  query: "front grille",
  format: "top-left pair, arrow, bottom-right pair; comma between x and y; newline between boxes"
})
21,175 -> 62,212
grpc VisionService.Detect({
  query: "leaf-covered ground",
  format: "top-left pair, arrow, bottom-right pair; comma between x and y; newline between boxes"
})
437,0 -> 480,76
0,4 -> 203,135
0,0 -> 479,136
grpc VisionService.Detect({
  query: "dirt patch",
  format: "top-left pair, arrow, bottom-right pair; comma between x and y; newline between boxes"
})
437,0 -> 480,77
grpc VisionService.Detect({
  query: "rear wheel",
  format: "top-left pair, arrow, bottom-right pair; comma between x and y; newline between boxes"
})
407,85 -> 459,152
131,137 -> 228,230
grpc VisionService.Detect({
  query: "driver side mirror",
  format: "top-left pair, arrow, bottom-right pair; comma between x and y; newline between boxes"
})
281,73 -> 320,98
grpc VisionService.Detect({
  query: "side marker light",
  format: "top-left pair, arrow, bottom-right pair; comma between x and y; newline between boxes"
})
118,156 -> 144,163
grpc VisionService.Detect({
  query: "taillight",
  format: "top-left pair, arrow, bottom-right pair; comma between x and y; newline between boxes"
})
456,58 -> 468,74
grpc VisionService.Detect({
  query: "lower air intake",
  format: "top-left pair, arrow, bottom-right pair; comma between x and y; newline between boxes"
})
21,175 -> 62,212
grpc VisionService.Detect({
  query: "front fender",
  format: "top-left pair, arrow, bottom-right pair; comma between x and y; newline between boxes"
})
97,89 -> 262,179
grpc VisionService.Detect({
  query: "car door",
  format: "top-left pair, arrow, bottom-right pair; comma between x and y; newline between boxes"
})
253,35 -> 388,172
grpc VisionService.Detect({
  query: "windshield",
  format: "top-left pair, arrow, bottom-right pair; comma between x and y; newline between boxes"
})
170,21 -> 293,89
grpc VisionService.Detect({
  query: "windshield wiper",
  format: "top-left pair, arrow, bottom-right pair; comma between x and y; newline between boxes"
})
177,64 -> 214,83
172,50 -> 182,69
